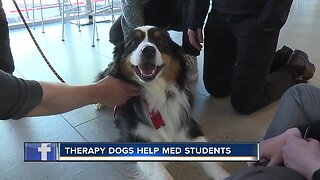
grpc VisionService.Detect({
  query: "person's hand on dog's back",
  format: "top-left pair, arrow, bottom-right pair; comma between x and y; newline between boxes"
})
96,75 -> 139,107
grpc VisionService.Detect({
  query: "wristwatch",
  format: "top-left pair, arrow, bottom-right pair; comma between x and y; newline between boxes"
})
312,168 -> 320,180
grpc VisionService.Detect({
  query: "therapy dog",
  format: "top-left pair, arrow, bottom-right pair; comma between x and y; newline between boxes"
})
97,26 -> 229,180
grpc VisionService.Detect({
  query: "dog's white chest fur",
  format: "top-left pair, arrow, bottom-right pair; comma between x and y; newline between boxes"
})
134,78 -> 190,142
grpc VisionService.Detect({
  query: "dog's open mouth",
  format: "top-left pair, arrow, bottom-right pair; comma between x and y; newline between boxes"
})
133,63 -> 164,81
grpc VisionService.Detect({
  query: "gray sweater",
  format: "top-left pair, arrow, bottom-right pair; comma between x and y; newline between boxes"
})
120,0 -> 208,38
120,0 -> 146,38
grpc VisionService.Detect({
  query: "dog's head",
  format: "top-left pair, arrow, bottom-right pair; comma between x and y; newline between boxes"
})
111,26 -> 187,87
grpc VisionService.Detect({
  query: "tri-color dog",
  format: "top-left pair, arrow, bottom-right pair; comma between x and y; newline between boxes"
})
97,26 -> 229,180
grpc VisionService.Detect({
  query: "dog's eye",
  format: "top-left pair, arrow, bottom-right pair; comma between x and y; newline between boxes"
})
125,39 -> 135,47
157,39 -> 166,46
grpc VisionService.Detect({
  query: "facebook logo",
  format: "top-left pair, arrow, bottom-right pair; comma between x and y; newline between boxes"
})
25,143 -> 57,161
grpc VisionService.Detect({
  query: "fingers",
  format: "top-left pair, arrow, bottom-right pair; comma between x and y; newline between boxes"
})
119,91 -> 139,105
189,36 -> 201,50
247,158 -> 269,167
306,138 -> 318,142
97,75 -> 140,106
108,76 -> 139,96
188,29 -> 202,50
247,162 -> 256,167
125,84 -> 140,96
197,28 -> 203,43
267,155 -> 282,166
126,90 -> 138,97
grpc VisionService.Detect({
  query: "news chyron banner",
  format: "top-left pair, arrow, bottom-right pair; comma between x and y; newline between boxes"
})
24,142 -> 259,162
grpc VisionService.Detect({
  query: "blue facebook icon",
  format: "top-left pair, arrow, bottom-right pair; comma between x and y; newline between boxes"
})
25,143 -> 57,161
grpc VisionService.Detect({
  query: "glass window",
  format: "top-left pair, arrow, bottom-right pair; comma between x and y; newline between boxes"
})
4,0 -> 120,26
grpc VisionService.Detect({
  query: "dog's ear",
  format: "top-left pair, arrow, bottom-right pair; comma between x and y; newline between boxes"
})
164,30 -> 188,86
164,30 -> 184,57
113,40 -> 125,62
109,40 -> 125,79
95,40 -> 124,82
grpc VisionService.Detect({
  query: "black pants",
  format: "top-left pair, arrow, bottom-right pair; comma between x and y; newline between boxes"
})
109,0 -> 200,56
0,0 -> 15,73
204,11 -> 298,114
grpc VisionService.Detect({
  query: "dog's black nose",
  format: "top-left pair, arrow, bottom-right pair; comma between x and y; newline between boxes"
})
141,46 -> 156,58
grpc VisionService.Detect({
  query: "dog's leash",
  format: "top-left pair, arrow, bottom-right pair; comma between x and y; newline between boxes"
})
12,0 -> 66,83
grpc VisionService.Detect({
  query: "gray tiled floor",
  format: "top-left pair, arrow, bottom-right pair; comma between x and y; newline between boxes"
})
1,0 -> 320,179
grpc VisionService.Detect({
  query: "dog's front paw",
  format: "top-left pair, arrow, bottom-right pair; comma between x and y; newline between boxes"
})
138,162 -> 174,180
151,172 -> 173,180
95,103 -> 105,110
163,172 -> 174,180
207,167 -> 230,180
142,170 -> 173,180
213,169 -> 230,180
201,162 -> 230,180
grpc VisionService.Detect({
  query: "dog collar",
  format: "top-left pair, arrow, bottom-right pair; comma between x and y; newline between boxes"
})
113,102 -> 165,129
143,100 -> 165,129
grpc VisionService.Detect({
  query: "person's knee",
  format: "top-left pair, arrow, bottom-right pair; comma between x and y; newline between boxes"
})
283,83 -> 317,104
231,95 -> 257,115
231,84 -> 315,115
205,87 -> 230,98
203,78 -> 230,98
286,83 -> 313,96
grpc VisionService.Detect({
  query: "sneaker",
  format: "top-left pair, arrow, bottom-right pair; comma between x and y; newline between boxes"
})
184,54 -> 199,82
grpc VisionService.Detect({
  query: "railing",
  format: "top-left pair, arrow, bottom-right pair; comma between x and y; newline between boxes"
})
4,0 -> 121,29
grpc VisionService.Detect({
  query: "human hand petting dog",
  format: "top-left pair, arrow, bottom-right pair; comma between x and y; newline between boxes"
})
283,137 -> 320,180
25,76 -> 139,118
188,28 -> 203,50
96,75 -> 139,107
248,128 -> 302,167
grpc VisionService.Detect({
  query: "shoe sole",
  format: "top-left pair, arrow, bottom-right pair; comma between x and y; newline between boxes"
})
303,63 -> 316,80
288,50 -> 316,80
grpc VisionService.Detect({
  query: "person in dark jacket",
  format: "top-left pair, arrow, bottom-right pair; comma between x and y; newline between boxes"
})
226,84 -> 320,180
188,0 -> 316,114
0,0 -> 15,73
109,0 -> 209,81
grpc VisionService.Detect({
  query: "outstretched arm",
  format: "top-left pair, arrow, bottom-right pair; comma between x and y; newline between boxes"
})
0,70 -> 138,120
26,75 -> 139,117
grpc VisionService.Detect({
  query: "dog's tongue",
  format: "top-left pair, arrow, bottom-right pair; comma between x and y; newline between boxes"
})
139,64 -> 155,74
